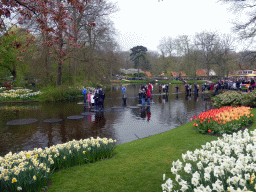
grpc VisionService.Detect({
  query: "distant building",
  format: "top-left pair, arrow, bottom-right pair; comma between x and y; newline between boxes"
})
196,69 -> 216,77
235,70 -> 254,75
120,68 -> 142,74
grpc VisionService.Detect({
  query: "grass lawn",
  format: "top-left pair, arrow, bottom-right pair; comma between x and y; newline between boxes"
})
47,109 -> 256,192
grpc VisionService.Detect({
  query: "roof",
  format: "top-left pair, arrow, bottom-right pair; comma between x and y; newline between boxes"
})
196,69 -> 216,76
171,72 -> 179,77
142,71 -> 151,77
180,71 -> 187,76
196,69 -> 207,76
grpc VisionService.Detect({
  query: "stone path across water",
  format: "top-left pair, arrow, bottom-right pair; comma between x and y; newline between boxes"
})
67,115 -> 85,120
6,118 -> 38,125
43,118 -> 63,123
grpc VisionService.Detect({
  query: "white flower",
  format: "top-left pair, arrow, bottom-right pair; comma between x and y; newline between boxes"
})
184,163 -> 192,174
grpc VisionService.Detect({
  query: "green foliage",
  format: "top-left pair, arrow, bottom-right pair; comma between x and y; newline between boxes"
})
130,46 -> 149,71
38,86 -> 82,102
123,73 -> 147,77
0,32 -> 19,72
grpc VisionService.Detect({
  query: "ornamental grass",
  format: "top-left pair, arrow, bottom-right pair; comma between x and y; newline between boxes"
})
0,137 -> 116,192
192,106 -> 254,135
162,129 -> 256,192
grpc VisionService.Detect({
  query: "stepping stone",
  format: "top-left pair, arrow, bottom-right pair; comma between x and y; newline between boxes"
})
136,104 -> 151,107
81,112 -> 96,115
67,115 -> 84,120
77,102 -> 88,105
43,118 -> 63,123
6,118 -> 38,125
111,106 -> 126,109
91,108 -> 112,112
128,106 -> 140,109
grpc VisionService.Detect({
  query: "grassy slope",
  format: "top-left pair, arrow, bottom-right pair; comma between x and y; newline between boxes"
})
47,109 -> 256,192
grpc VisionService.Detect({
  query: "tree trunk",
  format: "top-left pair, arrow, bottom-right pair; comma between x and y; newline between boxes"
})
57,29 -> 63,86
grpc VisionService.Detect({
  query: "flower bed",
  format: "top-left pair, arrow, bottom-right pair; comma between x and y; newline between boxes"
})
0,88 -> 40,101
0,137 -> 116,192
191,106 -> 254,135
162,129 -> 256,192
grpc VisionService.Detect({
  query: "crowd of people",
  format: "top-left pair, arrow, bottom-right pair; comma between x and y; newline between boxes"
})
82,86 -> 105,111
158,84 -> 169,93
138,83 -> 153,105
183,78 -> 256,96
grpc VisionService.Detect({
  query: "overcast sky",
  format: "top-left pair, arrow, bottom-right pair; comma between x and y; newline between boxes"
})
109,0 -> 246,52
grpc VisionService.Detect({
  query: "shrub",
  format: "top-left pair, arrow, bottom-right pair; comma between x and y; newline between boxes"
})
211,91 -> 244,108
38,85 -> 81,102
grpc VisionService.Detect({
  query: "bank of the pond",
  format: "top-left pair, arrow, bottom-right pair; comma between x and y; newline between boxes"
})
45,108 -> 256,192
120,79 -> 206,85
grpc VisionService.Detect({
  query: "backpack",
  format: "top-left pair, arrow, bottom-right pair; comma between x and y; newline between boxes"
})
143,90 -> 147,98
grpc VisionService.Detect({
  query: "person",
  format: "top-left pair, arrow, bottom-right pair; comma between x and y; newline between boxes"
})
90,92 -> 95,108
162,84 -> 166,93
146,86 -> 152,105
251,78 -> 255,90
98,88 -> 105,110
87,90 -> 91,108
82,86 -> 87,104
175,85 -> 179,93
214,83 -> 219,95
236,79 -> 241,91
165,84 -> 169,93
185,84 -> 189,95
201,83 -> 205,92
248,83 -> 252,92
141,88 -> 147,105
93,91 -> 100,110
189,84 -> 192,95
148,83 -> 153,94
122,85 -> 126,98
194,83 -> 198,96
138,88 -> 143,104
159,84 -> 162,94
210,84 -> 214,91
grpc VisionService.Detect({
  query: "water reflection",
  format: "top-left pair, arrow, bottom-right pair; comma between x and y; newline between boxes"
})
0,84 -> 214,156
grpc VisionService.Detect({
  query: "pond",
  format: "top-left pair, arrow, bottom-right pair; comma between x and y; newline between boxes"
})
0,84 -> 214,157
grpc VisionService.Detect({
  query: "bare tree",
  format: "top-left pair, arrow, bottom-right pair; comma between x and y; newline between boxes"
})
195,31 -> 219,79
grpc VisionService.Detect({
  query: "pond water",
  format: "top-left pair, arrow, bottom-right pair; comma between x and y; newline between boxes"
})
0,84 -> 214,157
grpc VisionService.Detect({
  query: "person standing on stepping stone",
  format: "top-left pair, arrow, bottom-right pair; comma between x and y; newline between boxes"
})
175,85 -> 179,93
159,84 -> 162,94
122,85 -> 126,98
146,86 -> 152,105
141,88 -> 147,105
148,83 -> 153,94
82,86 -> 87,104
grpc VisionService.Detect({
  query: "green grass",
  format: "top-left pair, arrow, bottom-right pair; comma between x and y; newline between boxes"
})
46,108 -> 256,192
